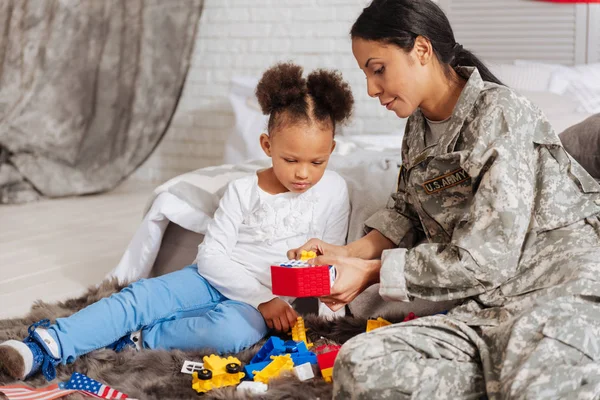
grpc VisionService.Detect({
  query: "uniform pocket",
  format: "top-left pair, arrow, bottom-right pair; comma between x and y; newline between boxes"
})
543,315 -> 600,361
548,144 -> 600,194
532,144 -> 600,233
411,152 -> 473,238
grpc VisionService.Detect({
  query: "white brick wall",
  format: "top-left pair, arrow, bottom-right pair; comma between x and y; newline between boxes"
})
132,0 -> 407,183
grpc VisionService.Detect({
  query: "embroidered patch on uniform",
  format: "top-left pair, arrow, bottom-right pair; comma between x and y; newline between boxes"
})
422,168 -> 470,194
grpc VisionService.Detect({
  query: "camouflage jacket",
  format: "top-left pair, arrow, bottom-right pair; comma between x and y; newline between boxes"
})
366,67 -> 600,310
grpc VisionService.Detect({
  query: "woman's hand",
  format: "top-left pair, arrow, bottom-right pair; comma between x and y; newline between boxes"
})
312,255 -> 382,312
257,298 -> 298,333
287,238 -> 349,260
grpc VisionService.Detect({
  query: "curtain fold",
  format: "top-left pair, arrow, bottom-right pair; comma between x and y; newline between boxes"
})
0,0 -> 204,203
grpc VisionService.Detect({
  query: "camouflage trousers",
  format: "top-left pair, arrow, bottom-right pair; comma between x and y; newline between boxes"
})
333,295 -> 600,400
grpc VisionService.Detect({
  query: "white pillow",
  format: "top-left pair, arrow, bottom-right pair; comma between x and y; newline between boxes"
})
570,78 -> 600,114
489,63 -> 556,92
552,64 -> 600,114
518,90 -> 591,133
514,60 -> 600,114
223,76 -> 269,165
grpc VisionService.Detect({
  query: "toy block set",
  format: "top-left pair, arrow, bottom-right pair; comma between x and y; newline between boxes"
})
186,317 -> 341,394
271,251 -> 336,297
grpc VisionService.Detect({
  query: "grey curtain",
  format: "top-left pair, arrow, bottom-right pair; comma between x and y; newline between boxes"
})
0,0 -> 204,203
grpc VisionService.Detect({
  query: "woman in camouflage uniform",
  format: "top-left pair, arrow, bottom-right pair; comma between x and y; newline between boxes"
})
290,1 -> 600,399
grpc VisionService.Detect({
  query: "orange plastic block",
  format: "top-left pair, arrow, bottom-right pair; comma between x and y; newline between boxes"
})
366,317 -> 392,332
321,367 -> 333,383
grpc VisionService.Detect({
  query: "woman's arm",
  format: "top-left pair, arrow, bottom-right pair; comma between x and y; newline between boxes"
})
346,229 -> 396,259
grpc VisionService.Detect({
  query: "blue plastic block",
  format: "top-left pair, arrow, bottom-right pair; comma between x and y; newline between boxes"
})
291,352 -> 318,366
293,341 -> 309,354
244,360 -> 271,380
250,337 -> 286,363
283,340 -> 299,353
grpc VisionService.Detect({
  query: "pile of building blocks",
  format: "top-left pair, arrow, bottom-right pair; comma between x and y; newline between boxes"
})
244,335 -> 317,381
191,355 -> 245,394
186,316 -> 343,393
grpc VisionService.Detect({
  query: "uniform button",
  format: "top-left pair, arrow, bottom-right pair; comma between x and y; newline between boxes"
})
595,199 -> 600,206
45,339 -> 51,344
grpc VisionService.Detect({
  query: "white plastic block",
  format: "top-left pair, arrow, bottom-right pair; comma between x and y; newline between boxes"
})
181,360 -> 204,374
294,362 -> 315,381
236,381 -> 268,394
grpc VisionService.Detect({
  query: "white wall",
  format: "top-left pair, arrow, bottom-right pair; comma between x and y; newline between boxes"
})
132,0 -> 599,183
133,0 -> 406,183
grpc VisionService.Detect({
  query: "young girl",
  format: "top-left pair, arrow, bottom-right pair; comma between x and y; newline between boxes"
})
0,62 -> 354,381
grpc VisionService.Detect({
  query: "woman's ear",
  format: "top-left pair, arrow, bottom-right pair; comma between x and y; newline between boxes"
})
259,133 -> 272,157
413,36 -> 433,66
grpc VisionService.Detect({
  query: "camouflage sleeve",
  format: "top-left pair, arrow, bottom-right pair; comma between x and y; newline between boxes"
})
364,166 -> 422,246
380,107 -> 536,302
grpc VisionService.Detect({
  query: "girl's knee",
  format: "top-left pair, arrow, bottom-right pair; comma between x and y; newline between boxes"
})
212,304 -> 267,352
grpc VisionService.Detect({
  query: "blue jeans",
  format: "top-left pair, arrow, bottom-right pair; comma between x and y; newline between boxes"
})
47,265 -> 268,364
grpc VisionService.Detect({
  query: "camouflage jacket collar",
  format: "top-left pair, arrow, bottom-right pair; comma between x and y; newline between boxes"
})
405,67 -> 484,169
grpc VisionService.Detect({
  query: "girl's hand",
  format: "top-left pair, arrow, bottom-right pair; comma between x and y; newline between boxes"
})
287,238 -> 349,260
313,255 -> 382,312
257,298 -> 298,333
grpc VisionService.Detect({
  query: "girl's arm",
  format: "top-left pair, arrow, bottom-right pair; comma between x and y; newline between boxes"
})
196,181 -> 276,309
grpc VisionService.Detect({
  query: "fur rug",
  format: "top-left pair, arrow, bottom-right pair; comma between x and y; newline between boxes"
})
0,279 -> 376,399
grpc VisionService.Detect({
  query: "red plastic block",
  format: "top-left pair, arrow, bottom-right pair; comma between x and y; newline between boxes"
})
271,265 -> 331,297
316,347 -> 341,371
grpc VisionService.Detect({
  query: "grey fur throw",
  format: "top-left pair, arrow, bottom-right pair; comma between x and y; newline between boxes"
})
0,279 -> 373,399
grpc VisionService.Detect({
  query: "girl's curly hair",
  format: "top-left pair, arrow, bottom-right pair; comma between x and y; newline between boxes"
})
255,62 -> 353,135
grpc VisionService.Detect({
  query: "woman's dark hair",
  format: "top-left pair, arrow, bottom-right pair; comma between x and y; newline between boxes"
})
255,62 -> 354,135
350,0 -> 503,85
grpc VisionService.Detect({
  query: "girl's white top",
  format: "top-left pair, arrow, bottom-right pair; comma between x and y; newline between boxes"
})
196,170 -> 350,308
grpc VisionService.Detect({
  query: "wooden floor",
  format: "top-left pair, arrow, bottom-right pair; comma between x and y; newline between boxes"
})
0,180 -> 157,319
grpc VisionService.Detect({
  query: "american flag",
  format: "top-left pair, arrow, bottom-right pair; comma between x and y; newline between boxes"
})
0,372 -> 132,400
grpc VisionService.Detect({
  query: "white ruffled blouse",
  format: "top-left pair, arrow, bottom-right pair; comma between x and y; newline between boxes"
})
196,170 -> 350,308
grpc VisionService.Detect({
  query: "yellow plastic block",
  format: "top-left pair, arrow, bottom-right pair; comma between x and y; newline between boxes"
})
300,250 -> 317,261
191,355 -> 245,393
321,367 -> 333,383
366,317 -> 392,332
290,317 -> 313,349
253,354 -> 294,384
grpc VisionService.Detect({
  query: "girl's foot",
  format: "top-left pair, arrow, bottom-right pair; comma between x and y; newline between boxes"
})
0,320 -> 61,380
